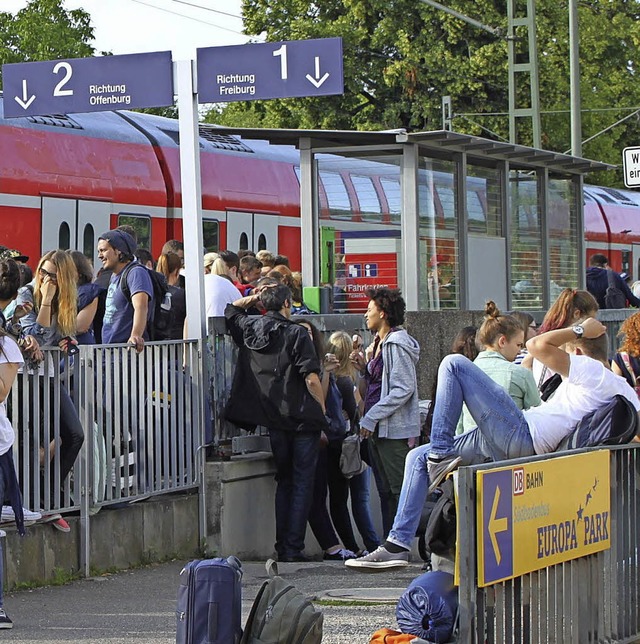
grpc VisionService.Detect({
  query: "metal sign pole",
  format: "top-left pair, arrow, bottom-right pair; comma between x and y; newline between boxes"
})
175,59 -> 206,339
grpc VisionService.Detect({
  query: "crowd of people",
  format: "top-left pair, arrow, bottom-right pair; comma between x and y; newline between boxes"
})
1,230 -> 640,626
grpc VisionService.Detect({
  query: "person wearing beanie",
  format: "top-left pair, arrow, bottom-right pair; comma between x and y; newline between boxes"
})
97,230 -> 153,353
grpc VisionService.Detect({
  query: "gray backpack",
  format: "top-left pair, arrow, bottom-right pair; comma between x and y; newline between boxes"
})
240,559 -> 323,644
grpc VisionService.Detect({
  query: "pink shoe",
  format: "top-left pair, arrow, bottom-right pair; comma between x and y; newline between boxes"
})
50,517 -> 70,533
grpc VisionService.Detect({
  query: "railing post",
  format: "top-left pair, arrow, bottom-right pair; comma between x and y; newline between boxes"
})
457,467 -> 477,643
78,347 -> 92,577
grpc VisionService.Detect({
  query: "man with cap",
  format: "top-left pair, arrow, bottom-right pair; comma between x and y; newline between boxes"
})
97,230 -> 153,353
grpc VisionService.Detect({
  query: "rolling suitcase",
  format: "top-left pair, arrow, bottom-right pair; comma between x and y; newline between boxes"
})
176,556 -> 243,644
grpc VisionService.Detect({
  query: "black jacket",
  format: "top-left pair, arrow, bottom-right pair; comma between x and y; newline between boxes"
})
224,305 -> 328,432
586,266 -> 640,309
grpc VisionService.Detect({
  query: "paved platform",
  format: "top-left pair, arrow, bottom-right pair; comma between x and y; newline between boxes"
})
0,558 -> 428,643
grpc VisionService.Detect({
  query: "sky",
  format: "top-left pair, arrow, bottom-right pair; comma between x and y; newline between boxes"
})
3,0 -> 253,59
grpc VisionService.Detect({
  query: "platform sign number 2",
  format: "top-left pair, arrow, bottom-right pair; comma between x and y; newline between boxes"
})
53,62 -> 74,97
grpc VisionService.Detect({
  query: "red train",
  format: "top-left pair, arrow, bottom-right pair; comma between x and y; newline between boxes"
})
0,101 -> 638,309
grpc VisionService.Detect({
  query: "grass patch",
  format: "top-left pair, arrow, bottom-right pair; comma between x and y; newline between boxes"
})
315,599 -> 393,607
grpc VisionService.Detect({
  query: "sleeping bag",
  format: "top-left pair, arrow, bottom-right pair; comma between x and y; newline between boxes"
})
396,570 -> 458,643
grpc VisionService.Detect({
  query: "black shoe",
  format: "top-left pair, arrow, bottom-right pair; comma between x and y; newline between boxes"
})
279,553 -> 312,563
0,608 -> 13,629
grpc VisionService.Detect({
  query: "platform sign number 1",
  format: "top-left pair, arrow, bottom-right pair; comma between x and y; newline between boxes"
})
273,44 -> 288,80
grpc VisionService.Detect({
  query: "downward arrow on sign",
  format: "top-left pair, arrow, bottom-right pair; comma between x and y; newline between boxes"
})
15,79 -> 36,110
306,57 -> 330,88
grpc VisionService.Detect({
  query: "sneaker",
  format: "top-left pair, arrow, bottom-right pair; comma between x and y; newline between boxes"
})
41,513 -> 62,523
427,455 -> 462,494
1,506 -> 42,524
323,548 -> 357,561
51,517 -> 70,533
345,545 -> 409,570
0,608 -> 13,629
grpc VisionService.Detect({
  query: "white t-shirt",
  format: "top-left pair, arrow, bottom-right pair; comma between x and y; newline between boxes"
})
204,274 -> 241,318
524,354 -> 640,454
0,336 -> 23,456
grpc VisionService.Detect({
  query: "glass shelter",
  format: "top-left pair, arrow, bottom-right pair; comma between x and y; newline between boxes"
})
217,128 -> 609,312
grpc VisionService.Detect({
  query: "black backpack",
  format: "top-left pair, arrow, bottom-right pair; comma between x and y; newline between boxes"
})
556,394 -> 638,451
416,477 -> 457,563
605,270 -> 626,309
120,261 -> 174,341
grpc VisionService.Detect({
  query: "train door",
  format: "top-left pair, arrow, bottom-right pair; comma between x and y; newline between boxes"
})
41,197 -> 111,269
226,211 -> 279,253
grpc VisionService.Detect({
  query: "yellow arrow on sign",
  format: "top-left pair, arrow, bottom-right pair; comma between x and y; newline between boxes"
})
489,486 -> 508,564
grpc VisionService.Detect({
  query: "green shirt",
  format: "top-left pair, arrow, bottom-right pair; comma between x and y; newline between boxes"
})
461,349 -> 541,433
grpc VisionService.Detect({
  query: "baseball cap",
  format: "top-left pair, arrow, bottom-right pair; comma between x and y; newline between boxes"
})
0,248 -> 29,262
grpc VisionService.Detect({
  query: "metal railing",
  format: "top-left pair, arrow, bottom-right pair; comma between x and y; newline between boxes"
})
207,314 -> 371,450
7,340 -> 205,573
456,446 -> 640,643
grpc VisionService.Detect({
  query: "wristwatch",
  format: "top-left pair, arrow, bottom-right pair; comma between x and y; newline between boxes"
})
572,324 -> 584,338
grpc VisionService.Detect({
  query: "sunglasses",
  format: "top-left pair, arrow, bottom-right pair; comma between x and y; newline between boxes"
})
39,267 -> 58,281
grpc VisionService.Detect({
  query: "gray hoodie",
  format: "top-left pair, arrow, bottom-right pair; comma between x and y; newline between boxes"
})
360,329 -> 420,439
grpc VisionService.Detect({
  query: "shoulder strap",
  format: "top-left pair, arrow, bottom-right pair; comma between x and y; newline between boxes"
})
118,262 -> 137,301
619,351 -> 638,386
537,364 -> 548,389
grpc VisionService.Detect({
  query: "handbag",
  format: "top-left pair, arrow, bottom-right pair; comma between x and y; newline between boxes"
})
340,434 -> 369,478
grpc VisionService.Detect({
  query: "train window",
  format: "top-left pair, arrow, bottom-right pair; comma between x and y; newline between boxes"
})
83,224 -> 95,259
203,220 -> 219,252
257,234 -> 267,251
352,175 -> 382,223
467,165 -> 502,236
380,178 -> 401,222
239,232 -> 249,250
319,171 -> 351,219
117,214 -> 151,250
59,222 -> 71,250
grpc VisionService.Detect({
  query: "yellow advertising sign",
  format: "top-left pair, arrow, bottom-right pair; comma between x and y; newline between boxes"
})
476,450 -> 610,587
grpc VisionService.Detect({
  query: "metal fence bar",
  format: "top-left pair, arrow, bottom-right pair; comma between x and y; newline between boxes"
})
458,446 -> 640,643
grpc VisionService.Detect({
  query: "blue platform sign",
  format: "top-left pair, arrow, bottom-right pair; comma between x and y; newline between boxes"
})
2,51 -> 174,118
197,38 -> 343,102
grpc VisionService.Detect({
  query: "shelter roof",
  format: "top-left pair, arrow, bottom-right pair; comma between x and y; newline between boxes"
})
210,126 -> 613,174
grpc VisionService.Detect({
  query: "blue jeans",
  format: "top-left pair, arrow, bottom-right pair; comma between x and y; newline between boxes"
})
387,354 -> 535,549
269,428 -> 320,557
348,467 -> 380,552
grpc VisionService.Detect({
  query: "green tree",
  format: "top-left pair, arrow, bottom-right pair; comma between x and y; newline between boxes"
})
208,0 -> 640,185
0,0 -> 95,83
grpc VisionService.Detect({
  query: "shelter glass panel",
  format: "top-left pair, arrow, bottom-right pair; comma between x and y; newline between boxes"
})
316,153 -> 402,314
510,171 -> 542,309
548,177 -> 579,296
418,157 -> 459,310
466,164 -> 503,237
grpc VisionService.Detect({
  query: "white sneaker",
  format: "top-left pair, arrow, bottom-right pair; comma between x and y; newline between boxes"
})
1,506 -> 42,524
345,545 -> 410,570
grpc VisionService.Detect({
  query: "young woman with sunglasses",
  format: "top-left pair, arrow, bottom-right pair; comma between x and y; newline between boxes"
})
17,251 -> 85,531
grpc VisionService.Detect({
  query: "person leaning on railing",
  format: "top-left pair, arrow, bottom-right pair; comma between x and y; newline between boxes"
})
17,251 -> 85,532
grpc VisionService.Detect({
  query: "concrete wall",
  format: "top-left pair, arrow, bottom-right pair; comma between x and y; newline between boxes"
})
4,493 -> 200,589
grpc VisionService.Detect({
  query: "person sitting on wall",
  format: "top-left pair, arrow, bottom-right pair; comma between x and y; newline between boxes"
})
346,316 -> 640,569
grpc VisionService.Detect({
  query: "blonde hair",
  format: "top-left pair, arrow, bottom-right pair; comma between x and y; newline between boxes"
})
203,252 -> 219,273
328,331 -> 355,379
210,257 -> 230,277
35,250 -> 78,337
477,300 -> 522,349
